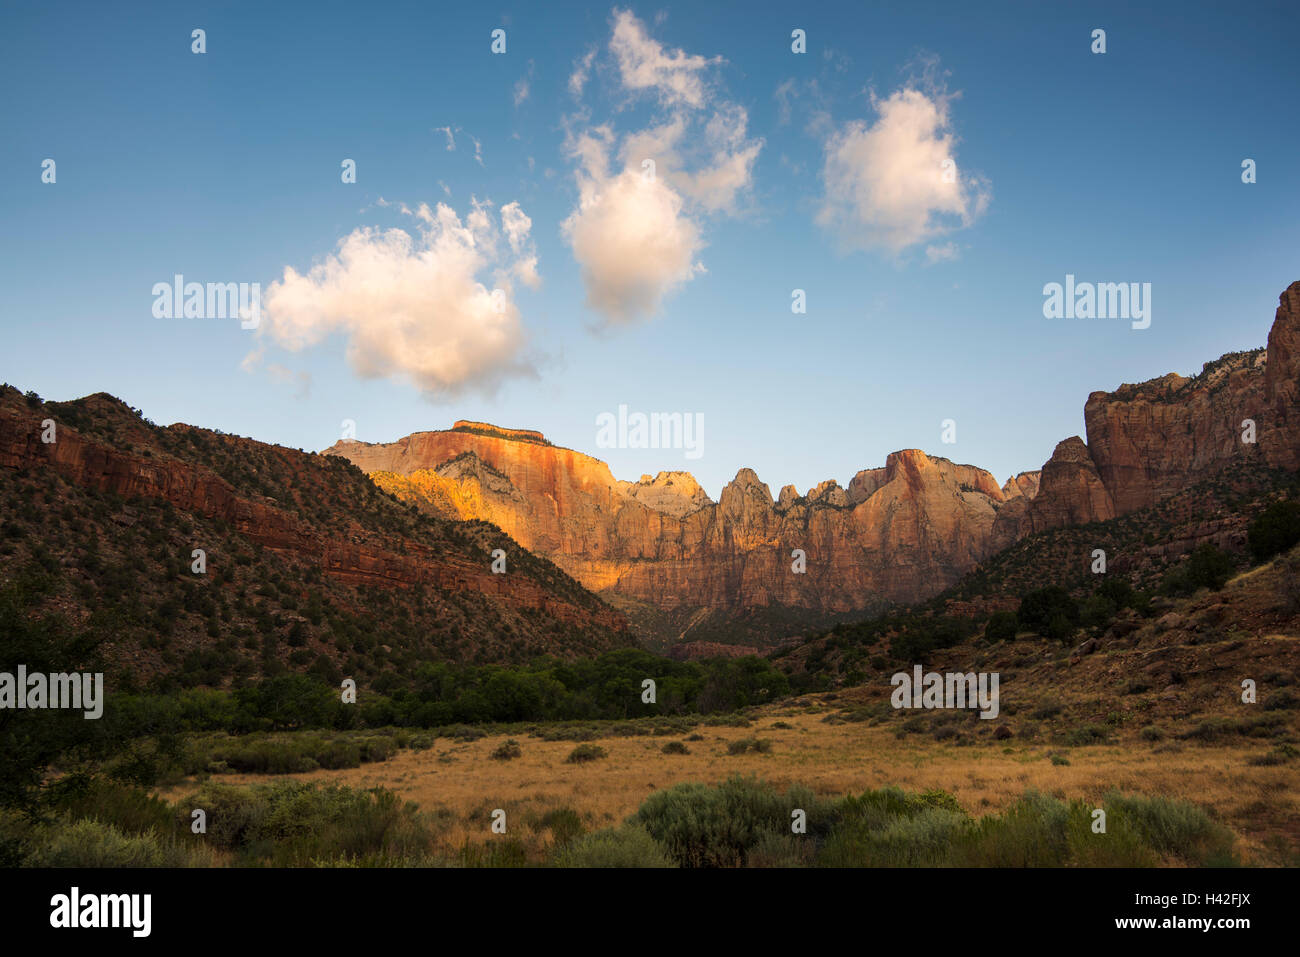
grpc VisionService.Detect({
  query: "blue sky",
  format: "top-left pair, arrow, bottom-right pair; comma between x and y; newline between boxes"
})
3,0 -> 1298,498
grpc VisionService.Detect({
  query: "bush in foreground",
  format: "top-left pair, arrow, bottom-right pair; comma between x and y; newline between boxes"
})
12,773 -> 1239,868
27,819 -> 213,868
552,825 -> 672,868
178,780 -> 435,866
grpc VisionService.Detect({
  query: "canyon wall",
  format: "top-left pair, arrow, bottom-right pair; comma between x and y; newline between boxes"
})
331,281 -> 1300,618
331,425 -> 1022,611
1017,280 -> 1300,534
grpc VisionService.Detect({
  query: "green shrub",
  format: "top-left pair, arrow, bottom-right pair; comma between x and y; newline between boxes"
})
983,611 -> 1018,643
1017,586 -> 1079,639
553,825 -> 673,868
565,743 -> 607,764
746,831 -> 816,867
441,725 -> 487,742
888,616 -> 977,661
1103,791 -> 1237,866
1248,750 -> 1287,766
536,724 -> 600,742
631,776 -> 804,868
726,737 -> 772,755
1248,500 -> 1300,563
456,838 -> 528,868
702,715 -> 753,728
661,741 -> 690,755
490,739 -> 523,761
1064,724 -> 1109,746
1079,594 -> 1118,631
1160,544 -> 1235,596
952,791 -> 1070,867
538,807 -> 584,846
1045,612 -> 1076,641
1030,699 -> 1064,720
28,819 -> 210,868
179,780 -> 434,865
629,782 -> 1239,868
1094,577 -> 1138,610
48,776 -> 175,836
1262,690 -> 1297,711
188,733 -> 379,775
1064,799 -> 1158,867
1249,743 -> 1297,765
821,806 -> 971,867
355,736 -> 396,763
1179,712 -> 1285,742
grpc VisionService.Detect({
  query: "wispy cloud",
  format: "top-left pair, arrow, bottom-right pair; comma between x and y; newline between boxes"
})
925,241 -> 960,263
608,8 -> 720,108
432,125 -> 483,166
568,49 -> 595,98
514,60 -> 534,106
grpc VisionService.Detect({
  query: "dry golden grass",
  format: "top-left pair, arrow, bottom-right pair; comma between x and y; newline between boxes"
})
159,707 -> 1299,863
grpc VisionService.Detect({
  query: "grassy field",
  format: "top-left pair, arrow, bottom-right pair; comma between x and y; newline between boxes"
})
154,697 -> 1299,866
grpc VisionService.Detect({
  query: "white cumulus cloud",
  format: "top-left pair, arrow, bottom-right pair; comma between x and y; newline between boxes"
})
817,85 -> 989,255
563,152 -> 702,322
250,200 -> 537,398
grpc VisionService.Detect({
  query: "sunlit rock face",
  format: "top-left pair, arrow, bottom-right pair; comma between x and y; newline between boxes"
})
330,282 -> 1300,616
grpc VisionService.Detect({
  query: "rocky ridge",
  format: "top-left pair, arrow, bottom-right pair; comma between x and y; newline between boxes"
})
331,282 -> 1300,635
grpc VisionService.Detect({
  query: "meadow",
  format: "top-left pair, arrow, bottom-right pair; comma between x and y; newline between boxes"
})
0,691 -> 1236,867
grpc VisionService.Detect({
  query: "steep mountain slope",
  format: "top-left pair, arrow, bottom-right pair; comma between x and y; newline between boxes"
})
942,460 -> 1298,618
0,387 -> 629,688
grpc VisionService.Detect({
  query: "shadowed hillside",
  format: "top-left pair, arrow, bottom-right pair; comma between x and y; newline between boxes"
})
0,385 -> 631,691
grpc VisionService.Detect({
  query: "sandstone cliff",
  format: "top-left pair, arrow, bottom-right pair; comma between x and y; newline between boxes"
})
1016,280 -> 1300,533
332,427 -> 1018,614
332,281 -> 1300,630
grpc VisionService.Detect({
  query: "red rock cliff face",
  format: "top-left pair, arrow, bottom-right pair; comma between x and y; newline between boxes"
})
1025,436 -> 1116,532
1082,360 -> 1266,516
1263,281 -> 1300,469
330,428 -> 1017,611
1019,281 -> 1300,532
